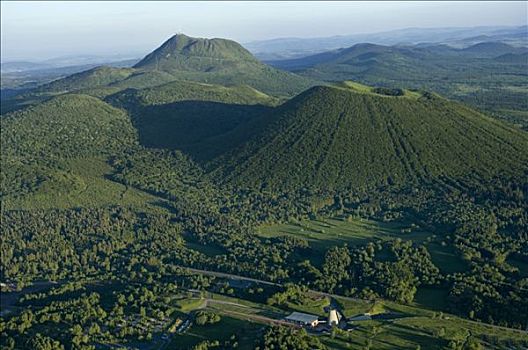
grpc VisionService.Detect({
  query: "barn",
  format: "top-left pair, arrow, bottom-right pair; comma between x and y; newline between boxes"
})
285,312 -> 319,327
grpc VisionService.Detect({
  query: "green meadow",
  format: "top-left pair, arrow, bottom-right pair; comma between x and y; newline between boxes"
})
257,216 -> 468,273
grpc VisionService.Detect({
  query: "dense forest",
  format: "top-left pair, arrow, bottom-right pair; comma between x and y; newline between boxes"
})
1,33 -> 528,349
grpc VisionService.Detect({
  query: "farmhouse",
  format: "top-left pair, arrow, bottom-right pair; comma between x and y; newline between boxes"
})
285,312 -> 319,327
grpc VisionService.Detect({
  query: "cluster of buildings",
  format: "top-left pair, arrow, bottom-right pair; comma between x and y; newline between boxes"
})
284,309 -> 348,331
284,309 -> 402,332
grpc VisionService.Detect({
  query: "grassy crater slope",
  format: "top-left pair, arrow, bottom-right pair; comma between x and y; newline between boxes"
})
212,83 -> 528,191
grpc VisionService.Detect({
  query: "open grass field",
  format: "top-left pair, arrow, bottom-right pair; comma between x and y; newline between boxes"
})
426,242 -> 469,274
258,216 -> 470,275
174,297 -> 205,313
259,216 -> 431,244
321,319 -> 447,350
259,216 -> 429,246
334,297 -> 375,318
207,292 -> 286,319
321,299 -> 528,350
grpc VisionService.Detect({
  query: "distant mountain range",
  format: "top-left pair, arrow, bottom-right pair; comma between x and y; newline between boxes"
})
244,25 -> 528,60
1,54 -> 140,73
267,41 -> 528,71
4,25 -> 525,73
265,41 -> 528,127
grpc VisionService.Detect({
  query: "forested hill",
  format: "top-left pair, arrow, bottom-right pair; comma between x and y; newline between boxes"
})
1,93 -> 136,161
132,34 -> 316,96
5,34 -> 316,106
212,82 -> 528,191
134,34 -> 259,69
104,80 -> 279,160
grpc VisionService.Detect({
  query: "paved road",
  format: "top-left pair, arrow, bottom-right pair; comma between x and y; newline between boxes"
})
180,266 -> 365,304
182,267 -> 280,287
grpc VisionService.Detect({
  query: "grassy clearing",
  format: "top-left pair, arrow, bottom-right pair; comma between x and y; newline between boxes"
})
208,293 -> 285,319
259,216 -> 431,245
284,296 -> 330,317
336,81 -> 422,99
175,297 -> 205,312
322,298 -> 528,350
258,216 -> 431,265
321,318 -> 446,350
426,242 -> 469,274
259,216 -> 472,275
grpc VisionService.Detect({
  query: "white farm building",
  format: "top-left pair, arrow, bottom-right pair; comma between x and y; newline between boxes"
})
285,312 -> 319,327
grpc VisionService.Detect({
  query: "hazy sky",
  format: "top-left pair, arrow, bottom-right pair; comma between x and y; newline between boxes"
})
1,1 -> 526,61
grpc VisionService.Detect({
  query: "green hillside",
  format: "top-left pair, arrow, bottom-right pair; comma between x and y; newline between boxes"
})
134,33 -> 259,69
1,76 -> 528,349
1,34 -> 316,116
212,83 -> 528,191
1,93 -> 136,160
106,80 -> 278,160
36,66 -> 135,93
107,79 -> 279,107
0,93 -> 148,209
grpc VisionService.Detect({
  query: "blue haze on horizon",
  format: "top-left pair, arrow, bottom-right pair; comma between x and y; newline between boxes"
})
1,1 -> 527,61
